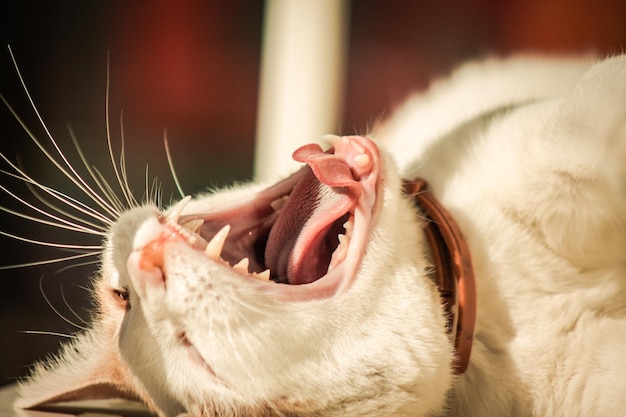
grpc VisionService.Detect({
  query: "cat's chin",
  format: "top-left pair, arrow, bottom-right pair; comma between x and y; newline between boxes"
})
123,135 -> 384,303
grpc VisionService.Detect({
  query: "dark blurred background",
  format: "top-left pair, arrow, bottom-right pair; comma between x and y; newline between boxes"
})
1,0 -> 625,386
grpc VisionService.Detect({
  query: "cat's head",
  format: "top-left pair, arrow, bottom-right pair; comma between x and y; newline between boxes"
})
16,135 -> 453,416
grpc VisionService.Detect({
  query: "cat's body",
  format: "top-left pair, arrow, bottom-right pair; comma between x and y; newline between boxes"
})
8,53 -> 626,416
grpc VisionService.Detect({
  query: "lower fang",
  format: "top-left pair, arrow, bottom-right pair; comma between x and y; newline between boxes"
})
233,258 -> 250,273
343,217 -> 354,237
253,269 -> 271,281
330,234 -> 349,267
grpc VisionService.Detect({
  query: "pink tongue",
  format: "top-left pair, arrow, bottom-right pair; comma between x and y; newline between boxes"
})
264,144 -> 361,284
292,144 -> 361,187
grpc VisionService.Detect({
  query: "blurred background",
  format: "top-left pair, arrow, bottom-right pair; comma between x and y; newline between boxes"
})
1,0 -> 625,386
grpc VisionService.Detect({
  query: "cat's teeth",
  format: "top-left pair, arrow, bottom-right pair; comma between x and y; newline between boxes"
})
204,225 -> 230,260
270,196 -> 289,211
165,196 -> 192,224
253,269 -> 271,281
330,234 -> 349,268
343,216 -> 354,237
181,219 -> 204,233
233,258 -> 250,274
353,153 -> 371,169
258,269 -> 271,280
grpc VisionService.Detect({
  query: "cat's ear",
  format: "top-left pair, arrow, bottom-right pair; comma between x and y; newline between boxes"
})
14,326 -> 143,410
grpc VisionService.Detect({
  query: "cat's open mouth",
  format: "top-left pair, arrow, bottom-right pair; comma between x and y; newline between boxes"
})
167,135 -> 382,300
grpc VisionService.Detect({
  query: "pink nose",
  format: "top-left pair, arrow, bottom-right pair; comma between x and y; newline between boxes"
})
127,224 -> 184,296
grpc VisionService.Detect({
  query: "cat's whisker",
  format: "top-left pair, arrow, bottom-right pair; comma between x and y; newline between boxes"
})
0,205 -> 106,236
91,166 -> 127,214
0,182 -> 107,234
39,277 -> 90,332
104,55 -> 139,210
26,180 -> 111,232
1,156 -> 114,227
0,249 -> 101,271
116,109 -> 140,209
59,284 -> 91,327
147,174 -> 163,208
67,125 -> 126,215
5,49 -> 124,220
0,230 -> 103,250
164,132 -> 186,199
19,330 -> 79,339
53,258 -> 101,274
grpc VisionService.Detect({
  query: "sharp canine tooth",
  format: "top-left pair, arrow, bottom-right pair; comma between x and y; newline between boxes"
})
233,258 -> 250,273
343,218 -> 354,236
166,196 -> 192,223
332,234 -> 349,265
182,219 -> 204,233
205,225 -> 230,259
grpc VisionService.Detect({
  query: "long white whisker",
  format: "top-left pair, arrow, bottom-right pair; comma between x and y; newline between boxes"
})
39,277 -> 89,331
118,110 -> 139,208
0,165 -> 111,228
19,330 -> 79,339
0,156 -> 114,231
54,258 -> 101,273
91,166 -> 128,210
6,48 -> 121,219
25,181 -> 112,232
145,164 -> 150,204
104,54 -> 137,209
164,131 -> 185,199
0,205 -> 106,236
0,230 -> 103,250
143,165 -> 162,207
60,284 -> 91,327
0,252 -> 101,270
149,177 -> 162,208
66,124 -> 125,215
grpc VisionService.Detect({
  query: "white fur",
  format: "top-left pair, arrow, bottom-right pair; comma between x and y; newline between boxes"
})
16,54 -> 626,416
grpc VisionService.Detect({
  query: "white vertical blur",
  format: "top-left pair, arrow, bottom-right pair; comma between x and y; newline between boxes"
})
254,0 -> 350,181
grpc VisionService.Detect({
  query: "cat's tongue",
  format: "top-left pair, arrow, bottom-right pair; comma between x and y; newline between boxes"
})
265,144 -> 361,284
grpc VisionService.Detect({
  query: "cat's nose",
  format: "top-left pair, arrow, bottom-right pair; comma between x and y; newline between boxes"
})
122,214 -> 181,299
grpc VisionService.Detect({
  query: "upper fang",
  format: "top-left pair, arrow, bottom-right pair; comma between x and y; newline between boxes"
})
233,258 -> 250,274
165,196 -> 192,223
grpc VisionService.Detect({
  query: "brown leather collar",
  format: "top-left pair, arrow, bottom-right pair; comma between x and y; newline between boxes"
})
402,178 -> 476,374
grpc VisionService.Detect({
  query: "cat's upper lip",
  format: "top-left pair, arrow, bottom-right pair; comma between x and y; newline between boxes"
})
172,135 -> 382,301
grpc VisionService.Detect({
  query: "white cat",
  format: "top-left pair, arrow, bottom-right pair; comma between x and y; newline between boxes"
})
9,53 -> 626,416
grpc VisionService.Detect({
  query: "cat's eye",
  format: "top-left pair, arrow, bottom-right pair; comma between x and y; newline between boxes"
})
113,288 -> 130,302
